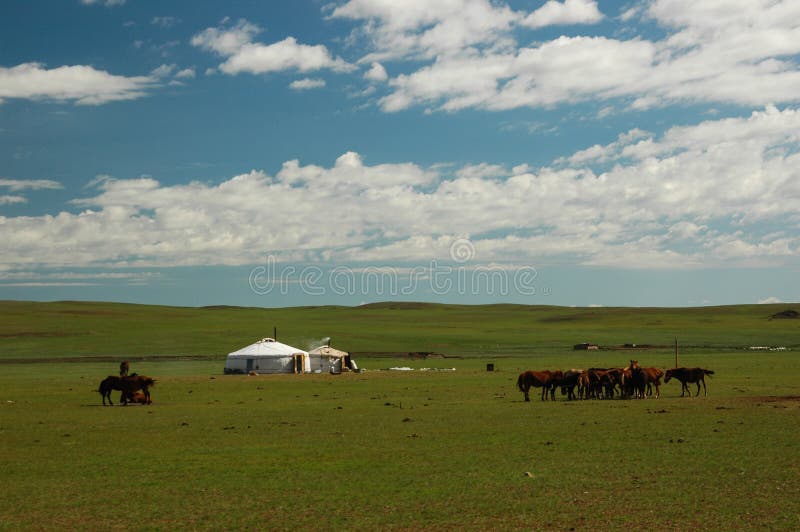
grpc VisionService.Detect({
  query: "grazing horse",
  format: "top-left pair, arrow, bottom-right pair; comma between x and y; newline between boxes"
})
119,360 -> 130,377
99,375 -> 155,405
517,370 -> 558,402
664,367 -> 714,397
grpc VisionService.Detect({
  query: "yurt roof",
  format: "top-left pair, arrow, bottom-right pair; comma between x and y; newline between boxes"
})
308,345 -> 348,358
228,337 -> 308,358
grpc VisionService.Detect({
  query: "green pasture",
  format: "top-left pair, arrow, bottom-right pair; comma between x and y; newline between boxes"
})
1,351 -> 799,531
1,301 -> 799,530
1,300 -> 799,359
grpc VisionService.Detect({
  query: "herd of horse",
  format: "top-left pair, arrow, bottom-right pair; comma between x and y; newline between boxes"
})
517,360 -> 714,402
98,360 -> 715,406
98,361 -> 155,406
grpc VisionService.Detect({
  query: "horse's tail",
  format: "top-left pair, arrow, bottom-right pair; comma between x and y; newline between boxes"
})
704,369 -> 714,377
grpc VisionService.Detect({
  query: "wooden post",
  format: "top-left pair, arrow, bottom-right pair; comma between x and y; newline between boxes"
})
274,326 -> 277,341
674,337 -> 678,368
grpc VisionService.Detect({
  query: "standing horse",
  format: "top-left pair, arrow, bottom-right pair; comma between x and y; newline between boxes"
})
628,366 -> 649,399
558,370 -> 582,400
643,367 -> 664,398
119,360 -> 130,377
517,370 -> 558,402
664,367 -> 714,397
98,375 -> 155,405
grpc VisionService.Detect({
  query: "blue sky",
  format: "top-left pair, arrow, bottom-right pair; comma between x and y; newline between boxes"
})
1,0 -> 799,307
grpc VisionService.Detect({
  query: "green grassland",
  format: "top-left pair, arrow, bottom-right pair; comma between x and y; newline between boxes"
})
1,300 -> 799,359
1,301 -> 799,530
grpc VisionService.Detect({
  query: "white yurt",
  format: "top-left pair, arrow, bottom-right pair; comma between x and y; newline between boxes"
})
224,338 -> 310,374
308,345 -> 356,374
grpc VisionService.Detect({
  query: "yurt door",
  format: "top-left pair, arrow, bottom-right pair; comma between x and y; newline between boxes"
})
293,353 -> 305,374
246,358 -> 254,372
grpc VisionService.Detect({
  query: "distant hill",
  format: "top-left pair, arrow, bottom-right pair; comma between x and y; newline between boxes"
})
0,300 -> 797,360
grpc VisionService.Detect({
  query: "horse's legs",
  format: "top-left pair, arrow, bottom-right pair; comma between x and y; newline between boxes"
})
654,381 -> 660,399
523,386 -> 530,402
700,377 -> 707,397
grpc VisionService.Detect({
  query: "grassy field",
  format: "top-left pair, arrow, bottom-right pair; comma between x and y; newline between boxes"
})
1,300 -> 799,359
1,301 -> 799,530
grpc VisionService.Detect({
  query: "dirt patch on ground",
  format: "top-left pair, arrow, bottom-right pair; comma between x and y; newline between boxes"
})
540,312 -> 599,323
770,309 -> 799,319
735,395 -> 800,408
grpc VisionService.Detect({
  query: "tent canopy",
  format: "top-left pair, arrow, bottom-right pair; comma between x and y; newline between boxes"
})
225,337 -> 309,374
308,345 -> 348,358
227,337 -> 308,358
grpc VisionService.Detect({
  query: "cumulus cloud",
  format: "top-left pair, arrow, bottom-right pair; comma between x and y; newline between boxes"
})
336,0 -> 800,113
364,62 -> 388,82
174,68 -> 196,79
521,0 -> 604,29
0,63 -> 156,105
192,19 -> 353,75
1,107 -> 798,270
330,0 -> 517,61
289,78 -> 325,90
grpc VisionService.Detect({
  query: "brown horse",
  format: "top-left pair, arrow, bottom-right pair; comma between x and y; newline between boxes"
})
122,391 -> 151,404
628,366 -> 649,399
517,370 -> 559,402
557,370 -> 582,400
625,360 -> 664,399
99,375 -> 155,405
119,360 -> 130,377
643,367 -> 664,398
664,367 -> 714,397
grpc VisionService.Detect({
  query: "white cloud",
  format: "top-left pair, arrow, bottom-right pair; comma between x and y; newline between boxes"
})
150,64 -> 176,78
521,0 -> 604,29
345,0 -> 800,113
151,16 -> 179,29
758,296 -> 783,304
290,78 -> 326,90
192,19 -> 353,75
1,108 -> 798,269
174,68 -> 196,79
81,0 -> 125,6
0,178 -> 63,191
364,62 -> 388,82
330,0 -> 517,61
0,63 -> 156,105
0,195 -> 27,205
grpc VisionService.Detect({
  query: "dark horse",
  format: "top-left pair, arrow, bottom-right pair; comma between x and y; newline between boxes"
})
517,370 -> 561,402
664,367 -> 714,397
628,366 -> 650,399
99,375 -> 155,405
